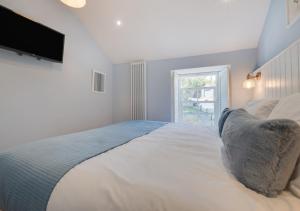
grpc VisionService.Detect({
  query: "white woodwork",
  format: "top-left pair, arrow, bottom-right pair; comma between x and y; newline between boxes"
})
254,39 -> 300,99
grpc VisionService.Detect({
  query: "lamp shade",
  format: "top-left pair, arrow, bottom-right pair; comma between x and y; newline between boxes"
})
243,79 -> 256,89
60,0 -> 86,8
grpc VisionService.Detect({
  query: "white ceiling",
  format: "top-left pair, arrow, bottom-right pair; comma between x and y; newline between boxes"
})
69,0 -> 270,64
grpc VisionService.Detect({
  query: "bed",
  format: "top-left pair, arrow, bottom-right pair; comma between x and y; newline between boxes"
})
1,121 -> 299,211
46,122 -> 300,211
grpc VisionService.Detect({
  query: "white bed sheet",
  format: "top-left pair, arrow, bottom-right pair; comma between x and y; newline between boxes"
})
47,123 -> 300,211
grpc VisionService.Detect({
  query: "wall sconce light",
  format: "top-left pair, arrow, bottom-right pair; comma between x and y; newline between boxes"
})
243,72 -> 261,89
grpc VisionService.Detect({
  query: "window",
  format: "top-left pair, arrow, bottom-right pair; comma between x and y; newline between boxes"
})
172,66 -> 230,126
92,70 -> 105,93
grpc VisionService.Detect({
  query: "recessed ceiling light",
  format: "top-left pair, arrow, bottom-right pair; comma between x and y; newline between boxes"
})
60,0 -> 86,8
116,20 -> 123,27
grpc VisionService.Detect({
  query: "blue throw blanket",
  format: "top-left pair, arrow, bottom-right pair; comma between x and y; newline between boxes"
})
0,121 -> 166,211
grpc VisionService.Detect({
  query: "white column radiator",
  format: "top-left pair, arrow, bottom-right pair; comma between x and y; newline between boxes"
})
131,61 -> 147,120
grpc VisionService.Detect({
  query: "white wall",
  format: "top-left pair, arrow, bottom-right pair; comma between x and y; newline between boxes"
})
113,49 -> 257,123
0,0 -> 113,149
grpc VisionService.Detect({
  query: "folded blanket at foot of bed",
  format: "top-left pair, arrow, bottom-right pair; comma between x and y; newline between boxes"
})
0,121 -> 167,211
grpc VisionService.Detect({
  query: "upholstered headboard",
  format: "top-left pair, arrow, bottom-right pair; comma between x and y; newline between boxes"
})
254,39 -> 300,100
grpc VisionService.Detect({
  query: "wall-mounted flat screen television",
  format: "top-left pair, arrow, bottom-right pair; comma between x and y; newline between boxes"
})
0,5 -> 65,63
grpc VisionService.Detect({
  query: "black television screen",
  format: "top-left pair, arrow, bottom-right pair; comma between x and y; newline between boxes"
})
0,5 -> 65,63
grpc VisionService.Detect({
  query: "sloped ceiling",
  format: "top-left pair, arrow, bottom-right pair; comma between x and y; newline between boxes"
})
68,0 -> 270,64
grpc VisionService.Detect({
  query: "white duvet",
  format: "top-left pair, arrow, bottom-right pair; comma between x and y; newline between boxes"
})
47,123 -> 300,211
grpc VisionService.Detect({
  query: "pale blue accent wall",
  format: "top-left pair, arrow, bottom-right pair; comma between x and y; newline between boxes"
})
257,0 -> 300,67
113,49 -> 257,123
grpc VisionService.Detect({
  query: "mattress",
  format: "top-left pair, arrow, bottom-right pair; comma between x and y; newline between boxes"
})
46,123 -> 300,211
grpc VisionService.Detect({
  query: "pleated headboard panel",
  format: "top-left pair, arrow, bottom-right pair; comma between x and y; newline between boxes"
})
254,39 -> 300,100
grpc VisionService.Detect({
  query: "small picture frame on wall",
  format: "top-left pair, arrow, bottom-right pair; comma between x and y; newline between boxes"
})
286,0 -> 300,27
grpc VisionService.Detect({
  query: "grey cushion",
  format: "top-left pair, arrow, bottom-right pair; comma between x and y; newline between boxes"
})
221,109 -> 300,197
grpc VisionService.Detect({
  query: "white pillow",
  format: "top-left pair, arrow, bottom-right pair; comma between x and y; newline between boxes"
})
268,93 -> 300,125
244,99 -> 279,119
289,163 -> 300,198
268,93 -> 300,198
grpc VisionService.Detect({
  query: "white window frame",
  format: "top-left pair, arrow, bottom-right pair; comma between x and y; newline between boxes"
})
171,65 -> 231,123
92,69 -> 106,94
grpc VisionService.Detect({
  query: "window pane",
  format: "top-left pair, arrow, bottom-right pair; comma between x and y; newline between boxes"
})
178,74 -> 216,126
182,103 -> 215,126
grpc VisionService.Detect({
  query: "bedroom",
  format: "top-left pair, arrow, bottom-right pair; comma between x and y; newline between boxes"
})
1,0 -> 300,210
